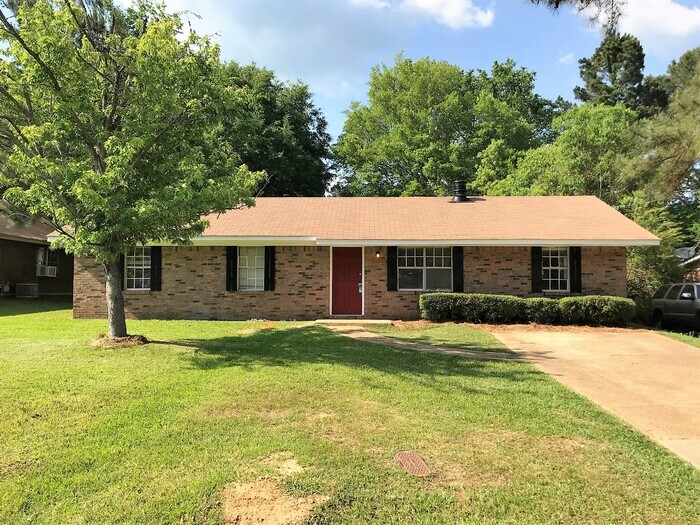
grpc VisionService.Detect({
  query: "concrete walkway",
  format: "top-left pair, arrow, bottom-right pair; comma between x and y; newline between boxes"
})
494,329 -> 700,469
327,325 -> 519,361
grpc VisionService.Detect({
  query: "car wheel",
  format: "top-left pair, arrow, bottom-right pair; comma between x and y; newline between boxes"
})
652,310 -> 665,329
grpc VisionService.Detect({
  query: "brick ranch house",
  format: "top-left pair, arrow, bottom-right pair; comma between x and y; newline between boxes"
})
67,191 -> 659,320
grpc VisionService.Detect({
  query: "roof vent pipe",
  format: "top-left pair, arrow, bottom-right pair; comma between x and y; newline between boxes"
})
451,180 -> 468,203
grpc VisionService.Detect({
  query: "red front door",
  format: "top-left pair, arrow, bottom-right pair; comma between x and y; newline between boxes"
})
332,247 -> 363,315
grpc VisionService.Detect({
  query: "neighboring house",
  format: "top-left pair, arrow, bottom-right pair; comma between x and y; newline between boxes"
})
68,184 -> 659,321
680,242 -> 700,281
0,216 -> 73,296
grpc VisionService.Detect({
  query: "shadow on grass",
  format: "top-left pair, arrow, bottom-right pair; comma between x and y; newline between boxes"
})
170,325 -> 542,385
369,331 -> 508,353
0,297 -> 72,316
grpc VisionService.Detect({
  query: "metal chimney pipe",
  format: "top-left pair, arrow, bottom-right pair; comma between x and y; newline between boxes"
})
451,180 -> 468,203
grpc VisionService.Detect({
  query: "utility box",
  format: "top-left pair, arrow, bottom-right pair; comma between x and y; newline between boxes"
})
15,282 -> 39,299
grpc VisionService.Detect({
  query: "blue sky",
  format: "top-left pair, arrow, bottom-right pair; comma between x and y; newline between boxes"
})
161,0 -> 700,138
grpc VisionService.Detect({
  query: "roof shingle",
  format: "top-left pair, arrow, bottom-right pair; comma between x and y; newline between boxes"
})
199,196 -> 658,245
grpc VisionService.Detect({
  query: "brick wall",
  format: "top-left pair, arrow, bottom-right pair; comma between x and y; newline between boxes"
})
74,246 -> 330,320
461,246 -> 626,297
364,246 -> 421,319
463,247 -> 532,295
73,245 -> 627,320
581,246 -> 627,296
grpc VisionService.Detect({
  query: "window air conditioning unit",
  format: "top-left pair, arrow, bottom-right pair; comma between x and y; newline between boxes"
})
36,265 -> 57,278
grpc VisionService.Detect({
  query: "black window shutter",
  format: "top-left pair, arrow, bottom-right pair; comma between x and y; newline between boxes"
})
264,246 -> 276,291
570,246 -> 582,293
119,253 -> 125,291
226,246 -> 238,292
531,247 -> 543,293
452,246 -> 464,293
387,246 -> 398,291
150,246 -> 162,291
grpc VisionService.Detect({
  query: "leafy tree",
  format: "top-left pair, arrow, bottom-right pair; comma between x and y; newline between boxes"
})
629,63 -> 700,201
476,59 -> 570,143
333,55 -> 547,196
574,33 -> 646,110
220,62 -> 332,196
0,0 -> 259,338
617,191 -> 685,319
574,33 -> 687,117
470,140 -> 524,195
664,47 -> 700,94
493,104 -> 638,204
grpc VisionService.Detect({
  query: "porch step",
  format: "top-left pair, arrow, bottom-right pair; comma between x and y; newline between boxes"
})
315,319 -> 392,326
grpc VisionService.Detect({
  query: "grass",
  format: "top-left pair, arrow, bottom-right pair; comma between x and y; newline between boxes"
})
1,299 -> 699,524
366,321 -> 510,353
660,330 -> 700,348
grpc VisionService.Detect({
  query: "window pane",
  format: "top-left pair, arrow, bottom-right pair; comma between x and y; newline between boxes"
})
238,246 -> 264,290
398,268 -> 423,290
666,285 -> 682,299
541,246 -> 569,292
426,268 -> 451,290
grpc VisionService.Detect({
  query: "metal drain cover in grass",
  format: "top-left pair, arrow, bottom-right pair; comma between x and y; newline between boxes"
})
394,451 -> 431,476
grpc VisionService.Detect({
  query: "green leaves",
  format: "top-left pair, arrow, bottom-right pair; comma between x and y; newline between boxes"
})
493,104 -> 638,204
0,0 -> 261,260
333,55 -> 553,196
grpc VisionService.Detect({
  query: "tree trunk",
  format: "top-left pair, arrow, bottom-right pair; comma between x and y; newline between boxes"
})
104,258 -> 127,338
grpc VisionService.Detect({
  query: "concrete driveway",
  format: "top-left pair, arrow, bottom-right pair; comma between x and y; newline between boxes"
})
493,328 -> 700,469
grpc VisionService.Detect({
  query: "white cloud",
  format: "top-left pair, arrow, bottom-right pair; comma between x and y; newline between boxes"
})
584,0 -> 700,57
556,51 -> 575,65
350,0 -> 494,29
400,0 -> 494,29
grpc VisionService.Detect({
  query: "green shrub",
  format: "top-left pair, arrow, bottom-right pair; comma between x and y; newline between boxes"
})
525,298 -> 560,325
418,293 -> 463,322
421,293 -> 635,327
420,293 -> 526,324
559,296 -> 635,326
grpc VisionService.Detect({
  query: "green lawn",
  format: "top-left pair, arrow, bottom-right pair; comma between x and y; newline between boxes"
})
661,330 -> 700,349
367,321 -> 510,353
1,300 -> 699,524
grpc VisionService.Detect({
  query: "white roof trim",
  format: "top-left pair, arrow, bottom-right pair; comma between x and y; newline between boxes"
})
45,233 -> 659,247
316,239 -> 658,247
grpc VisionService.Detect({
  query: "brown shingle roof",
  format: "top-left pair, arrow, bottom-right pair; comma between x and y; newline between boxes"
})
199,196 -> 658,246
0,216 -> 52,244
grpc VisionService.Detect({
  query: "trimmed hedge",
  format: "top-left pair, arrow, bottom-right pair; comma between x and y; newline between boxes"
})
558,295 -> 636,326
524,297 -> 560,325
420,293 -> 636,327
420,293 -> 525,324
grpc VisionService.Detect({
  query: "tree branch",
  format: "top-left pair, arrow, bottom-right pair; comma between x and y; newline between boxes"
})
0,9 -> 62,93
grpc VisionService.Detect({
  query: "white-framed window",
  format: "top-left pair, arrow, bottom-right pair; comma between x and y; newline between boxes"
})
125,246 -> 151,291
398,247 -> 452,291
238,246 -> 265,291
36,247 -> 59,277
542,246 -> 569,292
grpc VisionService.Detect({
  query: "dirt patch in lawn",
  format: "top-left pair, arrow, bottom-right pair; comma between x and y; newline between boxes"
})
0,459 -> 36,477
263,452 -> 305,477
222,479 -> 327,525
239,322 -> 277,335
88,334 -> 148,349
